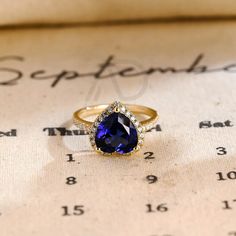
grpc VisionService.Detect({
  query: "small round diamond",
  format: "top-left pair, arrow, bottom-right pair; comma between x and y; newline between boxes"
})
140,133 -> 144,138
138,139 -> 143,144
131,116 -> 135,121
126,111 -> 131,117
138,127 -> 143,132
121,106 -> 126,112
98,116 -> 103,122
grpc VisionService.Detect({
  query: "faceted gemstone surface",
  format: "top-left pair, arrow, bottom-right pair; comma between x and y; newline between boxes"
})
95,112 -> 138,154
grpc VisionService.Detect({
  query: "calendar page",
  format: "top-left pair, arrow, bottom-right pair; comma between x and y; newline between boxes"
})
0,22 -> 236,236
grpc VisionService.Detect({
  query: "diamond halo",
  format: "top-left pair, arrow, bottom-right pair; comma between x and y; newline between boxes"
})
89,101 -> 145,156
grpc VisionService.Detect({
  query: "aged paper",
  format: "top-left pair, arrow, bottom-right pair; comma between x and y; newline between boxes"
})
1,0 -> 236,25
0,22 -> 236,236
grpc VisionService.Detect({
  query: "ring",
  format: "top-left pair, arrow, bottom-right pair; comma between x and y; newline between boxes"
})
73,101 -> 158,155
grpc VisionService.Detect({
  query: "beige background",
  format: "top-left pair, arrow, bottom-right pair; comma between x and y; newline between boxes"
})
0,21 -> 236,235
1,0 -> 236,25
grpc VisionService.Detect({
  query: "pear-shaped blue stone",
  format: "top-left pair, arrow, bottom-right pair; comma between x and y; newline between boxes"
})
95,112 -> 138,154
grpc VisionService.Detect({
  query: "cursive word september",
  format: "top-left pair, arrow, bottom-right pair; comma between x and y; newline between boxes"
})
0,54 -> 236,88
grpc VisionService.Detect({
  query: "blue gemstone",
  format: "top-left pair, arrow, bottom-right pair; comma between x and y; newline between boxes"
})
95,112 -> 138,154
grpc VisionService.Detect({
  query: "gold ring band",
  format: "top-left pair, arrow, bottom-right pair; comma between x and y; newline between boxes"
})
73,101 -> 158,155
73,104 -> 158,132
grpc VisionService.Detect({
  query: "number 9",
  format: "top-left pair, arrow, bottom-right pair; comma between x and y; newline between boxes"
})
146,175 -> 158,184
